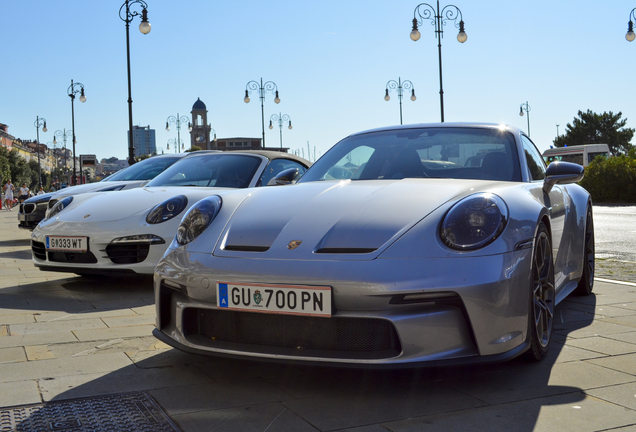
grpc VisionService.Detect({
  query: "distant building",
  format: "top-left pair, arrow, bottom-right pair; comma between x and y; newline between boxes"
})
130,125 -> 156,157
214,138 -> 262,150
0,123 -> 15,150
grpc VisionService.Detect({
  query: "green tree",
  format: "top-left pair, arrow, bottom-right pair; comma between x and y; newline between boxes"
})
553,110 -> 634,156
0,147 -> 12,184
7,150 -> 32,188
185,146 -> 202,153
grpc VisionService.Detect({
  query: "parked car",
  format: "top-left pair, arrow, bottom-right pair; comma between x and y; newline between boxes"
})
31,151 -> 310,276
18,153 -> 187,230
153,123 -> 594,366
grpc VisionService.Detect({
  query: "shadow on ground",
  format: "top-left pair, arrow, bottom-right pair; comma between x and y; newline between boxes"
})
17,297 -> 596,432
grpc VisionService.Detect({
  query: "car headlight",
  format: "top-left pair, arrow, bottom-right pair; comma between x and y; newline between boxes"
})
176,195 -> 222,246
45,197 -> 73,221
440,193 -> 508,250
146,195 -> 188,224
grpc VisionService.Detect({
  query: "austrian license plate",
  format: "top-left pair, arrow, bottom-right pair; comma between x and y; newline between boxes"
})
46,236 -> 88,252
217,282 -> 332,317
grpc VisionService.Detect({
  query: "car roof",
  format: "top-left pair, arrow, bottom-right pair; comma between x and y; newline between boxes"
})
347,122 -> 523,138
183,150 -> 311,166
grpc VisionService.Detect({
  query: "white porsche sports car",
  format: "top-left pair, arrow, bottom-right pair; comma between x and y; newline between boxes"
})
18,153 -> 186,230
153,123 -> 594,366
31,151 -> 310,276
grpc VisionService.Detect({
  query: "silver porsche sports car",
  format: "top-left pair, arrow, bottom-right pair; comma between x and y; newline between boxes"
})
153,123 -> 594,366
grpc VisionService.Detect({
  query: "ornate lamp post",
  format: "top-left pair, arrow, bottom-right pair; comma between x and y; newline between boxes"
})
166,138 -> 184,153
34,117 -> 47,188
384,78 -> 416,125
626,8 -> 636,41
410,1 -> 467,122
165,113 -> 191,152
269,113 -> 292,149
119,0 -> 151,167
244,78 -> 280,147
67,80 -> 86,186
53,129 -> 73,186
519,101 -> 531,136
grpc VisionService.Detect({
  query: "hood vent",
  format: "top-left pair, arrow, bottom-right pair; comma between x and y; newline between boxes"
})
314,247 -> 377,254
223,245 -> 270,252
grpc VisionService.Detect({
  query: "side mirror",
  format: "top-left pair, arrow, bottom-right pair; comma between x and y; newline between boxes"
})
268,167 -> 300,186
543,161 -> 584,194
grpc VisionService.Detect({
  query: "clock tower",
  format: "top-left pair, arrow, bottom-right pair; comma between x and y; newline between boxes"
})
190,98 -> 212,149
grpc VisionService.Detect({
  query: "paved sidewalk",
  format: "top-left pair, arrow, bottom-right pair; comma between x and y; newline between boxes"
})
1,209 -> 636,431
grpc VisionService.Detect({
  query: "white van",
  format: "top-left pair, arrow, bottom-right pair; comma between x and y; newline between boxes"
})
542,144 -> 610,167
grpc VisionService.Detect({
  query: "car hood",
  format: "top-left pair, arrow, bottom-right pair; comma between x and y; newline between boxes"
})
45,187 -> 223,223
52,181 -> 144,198
209,179 -> 495,260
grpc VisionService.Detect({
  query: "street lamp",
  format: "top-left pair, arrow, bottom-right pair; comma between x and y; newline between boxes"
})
244,78 -> 280,147
269,113 -> 292,149
519,101 -> 531,137
626,8 -> 636,41
166,138 -> 184,153
34,116 -> 47,188
67,80 -> 86,185
53,129 -> 73,186
166,113 -> 191,153
119,0 -> 151,167
410,1 -> 467,122
384,78 -> 416,125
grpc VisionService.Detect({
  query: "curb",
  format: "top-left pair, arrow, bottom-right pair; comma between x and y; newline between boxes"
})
595,277 -> 636,287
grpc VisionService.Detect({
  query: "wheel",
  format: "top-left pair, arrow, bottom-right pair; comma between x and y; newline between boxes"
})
574,206 -> 595,296
525,222 -> 555,361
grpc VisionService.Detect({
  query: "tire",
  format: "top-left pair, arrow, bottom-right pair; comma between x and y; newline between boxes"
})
525,222 -> 555,361
574,206 -> 595,296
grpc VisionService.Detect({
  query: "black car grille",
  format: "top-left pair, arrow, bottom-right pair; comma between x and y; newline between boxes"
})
31,241 -> 47,260
48,251 -> 98,264
183,308 -> 401,359
105,244 -> 150,264
22,203 -> 36,214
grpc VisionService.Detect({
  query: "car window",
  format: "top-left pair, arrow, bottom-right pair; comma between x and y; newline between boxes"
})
521,136 -> 546,181
299,127 -> 521,183
146,154 -> 262,188
106,156 -> 182,181
258,159 -> 307,186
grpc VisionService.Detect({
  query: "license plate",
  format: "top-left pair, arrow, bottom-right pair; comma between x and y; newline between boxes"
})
217,282 -> 332,317
18,214 -> 25,221
46,236 -> 88,252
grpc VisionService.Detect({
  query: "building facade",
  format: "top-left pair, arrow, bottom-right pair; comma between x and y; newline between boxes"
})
130,125 -> 156,157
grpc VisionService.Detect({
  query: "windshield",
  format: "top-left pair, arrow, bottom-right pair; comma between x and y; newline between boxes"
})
299,127 -> 521,183
145,153 -> 262,188
105,155 -> 182,181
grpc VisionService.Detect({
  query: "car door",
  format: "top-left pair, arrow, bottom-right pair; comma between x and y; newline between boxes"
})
521,136 -> 569,289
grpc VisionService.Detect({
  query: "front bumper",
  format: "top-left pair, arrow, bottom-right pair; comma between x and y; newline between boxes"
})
154,247 -> 533,366
18,204 -> 47,230
31,220 -> 171,275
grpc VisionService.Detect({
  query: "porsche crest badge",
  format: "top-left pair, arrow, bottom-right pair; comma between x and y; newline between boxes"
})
287,240 -> 302,250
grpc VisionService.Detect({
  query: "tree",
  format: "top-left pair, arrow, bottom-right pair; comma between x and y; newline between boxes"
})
553,110 -> 634,156
185,146 -> 202,153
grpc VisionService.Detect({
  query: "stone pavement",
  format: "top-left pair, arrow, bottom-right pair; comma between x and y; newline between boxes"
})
1,209 -> 636,431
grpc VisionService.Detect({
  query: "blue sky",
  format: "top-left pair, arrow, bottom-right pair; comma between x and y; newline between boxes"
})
2,0 -> 635,162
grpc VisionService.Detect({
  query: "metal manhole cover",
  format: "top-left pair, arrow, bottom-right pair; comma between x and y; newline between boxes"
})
0,392 -> 181,432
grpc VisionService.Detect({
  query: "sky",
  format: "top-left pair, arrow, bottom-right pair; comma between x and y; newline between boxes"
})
2,0 -> 636,163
